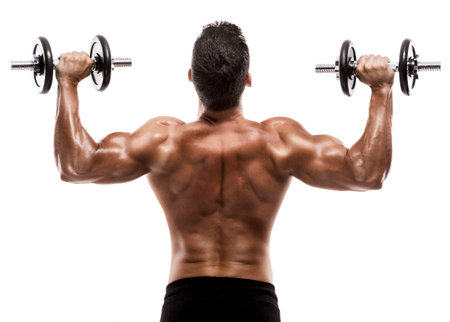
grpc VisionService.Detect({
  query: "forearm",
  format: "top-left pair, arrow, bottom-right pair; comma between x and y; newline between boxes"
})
348,86 -> 393,187
54,81 -> 97,178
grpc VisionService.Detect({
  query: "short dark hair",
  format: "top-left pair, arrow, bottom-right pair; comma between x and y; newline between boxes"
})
191,21 -> 250,112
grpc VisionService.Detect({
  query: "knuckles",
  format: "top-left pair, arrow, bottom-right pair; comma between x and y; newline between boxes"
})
358,54 -> 390,71
59,52 -> 92,64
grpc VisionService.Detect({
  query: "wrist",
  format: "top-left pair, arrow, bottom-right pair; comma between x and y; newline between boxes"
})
58,77 -> 79,89
371,84 -> 392,95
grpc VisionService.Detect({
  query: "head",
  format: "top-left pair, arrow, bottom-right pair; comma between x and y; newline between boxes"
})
190,21 -> 251,112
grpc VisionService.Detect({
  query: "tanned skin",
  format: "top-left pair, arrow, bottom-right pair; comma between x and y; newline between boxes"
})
55,51 -> 393,284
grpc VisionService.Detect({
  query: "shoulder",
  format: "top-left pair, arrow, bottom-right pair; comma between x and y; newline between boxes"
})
262,116 -> 305,129
262,116 -> 298,126
132,116 -> 184,137
261,116 -> 309,139
140,116 -> 185,129
128,116 -> 184,154
257,117 -> 313,176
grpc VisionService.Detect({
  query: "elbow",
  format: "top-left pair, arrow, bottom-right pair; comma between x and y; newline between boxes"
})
349,162 -> 388,191
55,155 -> 76,183
59,169 -> 94,184
57,162 -> 89,184
59,167 -> 80,183
60,172 -> 75,183
347,151 -> 390,191
55,152 -> 94,184
357,172 -> 388,191
364,177 -> 384,190
365,163 -> 391,190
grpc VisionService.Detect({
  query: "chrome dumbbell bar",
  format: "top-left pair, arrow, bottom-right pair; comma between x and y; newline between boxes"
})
315,39 -> 441,96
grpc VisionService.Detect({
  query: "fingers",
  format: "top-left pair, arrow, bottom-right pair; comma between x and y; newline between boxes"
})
357,54 -> 390,73
356,54 -> 394,88
59,51 -> 93,64
56,51 -> 94,84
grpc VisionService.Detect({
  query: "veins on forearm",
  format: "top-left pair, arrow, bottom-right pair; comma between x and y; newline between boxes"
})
55,84 -> 98,175
349,88 -> 393,184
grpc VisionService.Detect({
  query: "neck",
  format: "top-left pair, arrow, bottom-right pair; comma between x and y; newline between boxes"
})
198,100 -> 244,124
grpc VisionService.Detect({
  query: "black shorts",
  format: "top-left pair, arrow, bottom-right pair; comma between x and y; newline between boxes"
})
160,276 -> 281,322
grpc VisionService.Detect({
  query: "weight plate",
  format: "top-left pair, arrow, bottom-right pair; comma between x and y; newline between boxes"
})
33,37 -> 53,94
89,35 -> 111,91
399,38 -> 416,96
339,40 -> 357,96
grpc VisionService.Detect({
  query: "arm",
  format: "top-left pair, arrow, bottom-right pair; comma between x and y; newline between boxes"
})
266,55 -> 394,191
54,51 -> 184,184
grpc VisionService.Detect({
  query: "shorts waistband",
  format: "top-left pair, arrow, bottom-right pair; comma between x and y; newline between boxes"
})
164,276 -> 278,306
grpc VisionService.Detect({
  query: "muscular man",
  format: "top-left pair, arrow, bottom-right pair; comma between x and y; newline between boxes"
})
54,22 -> 393,322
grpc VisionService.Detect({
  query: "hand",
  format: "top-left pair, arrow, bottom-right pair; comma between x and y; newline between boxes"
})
56,51 -> 93,86
356,55 -> 394,90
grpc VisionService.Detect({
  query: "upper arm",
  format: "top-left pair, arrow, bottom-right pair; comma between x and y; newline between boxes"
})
66,116 -> 184,184
263,117 -> 364,191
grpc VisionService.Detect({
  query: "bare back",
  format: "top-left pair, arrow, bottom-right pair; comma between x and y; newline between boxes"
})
55,49 -> 393,289
147,116 -> 292,283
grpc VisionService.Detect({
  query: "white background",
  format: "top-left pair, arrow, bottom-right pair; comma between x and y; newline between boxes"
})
0,0 -> 449,321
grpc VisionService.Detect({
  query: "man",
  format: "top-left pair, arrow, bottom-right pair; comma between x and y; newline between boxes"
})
54,22 -> 393,322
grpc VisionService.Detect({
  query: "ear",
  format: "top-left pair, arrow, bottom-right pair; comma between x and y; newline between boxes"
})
246,73 -> 252,87
188,68 -> 192,82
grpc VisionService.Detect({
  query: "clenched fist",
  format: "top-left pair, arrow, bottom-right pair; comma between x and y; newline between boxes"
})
56,51 -> 94,85
356,55 -> 394,90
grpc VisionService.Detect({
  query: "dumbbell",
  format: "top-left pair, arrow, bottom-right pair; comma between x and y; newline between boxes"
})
11,35 -> 132,94
315,39 -> 441,96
